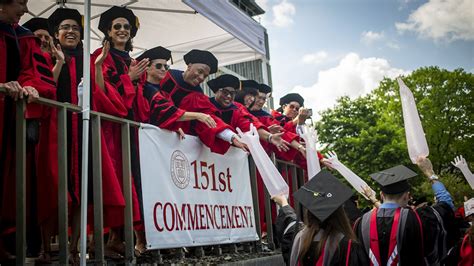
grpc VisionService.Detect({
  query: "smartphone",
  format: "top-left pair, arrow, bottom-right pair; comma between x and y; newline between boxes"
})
308,108 -> 313,117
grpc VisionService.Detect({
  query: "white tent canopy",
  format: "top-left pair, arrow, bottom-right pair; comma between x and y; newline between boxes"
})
21,0 -> 267,68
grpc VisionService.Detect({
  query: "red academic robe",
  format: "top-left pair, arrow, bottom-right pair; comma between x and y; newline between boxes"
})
0,23 -> 56,226
91,47 -> 149,228
270,109 -> 324,167
271,110 -> 297,133
209,98 -> 264,133
149,69 -> 233,154
35,50 -> 105,224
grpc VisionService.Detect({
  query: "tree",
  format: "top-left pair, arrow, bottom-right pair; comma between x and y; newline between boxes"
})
316,67 -> 474,205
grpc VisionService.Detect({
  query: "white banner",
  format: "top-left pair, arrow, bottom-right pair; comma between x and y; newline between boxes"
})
138,124 -> 258,249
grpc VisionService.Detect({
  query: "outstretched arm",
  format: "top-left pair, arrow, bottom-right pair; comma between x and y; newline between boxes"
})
416,156 -> 454,209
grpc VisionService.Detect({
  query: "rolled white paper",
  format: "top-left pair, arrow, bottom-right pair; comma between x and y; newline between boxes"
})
398,78 -> 429,163
299,125 -> 321,179
237,124 -> 289,197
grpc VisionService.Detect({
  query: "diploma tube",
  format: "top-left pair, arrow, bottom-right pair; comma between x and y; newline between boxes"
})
325,151 -> 375,200
398,78 -> 429,163
299,125 -> 321,179
237,124 -> 289,197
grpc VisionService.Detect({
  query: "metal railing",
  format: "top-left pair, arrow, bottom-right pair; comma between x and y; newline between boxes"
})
1,88 -> 306,265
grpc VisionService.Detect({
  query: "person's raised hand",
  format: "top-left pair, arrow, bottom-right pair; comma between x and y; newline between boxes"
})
128,58 -> 149,81
416,156 -> 435,177
297,107 -> 310,124
94,40 -> 110,67
451,155 -> 468,169
50,41 -> 65,64
271,194 -> 289,207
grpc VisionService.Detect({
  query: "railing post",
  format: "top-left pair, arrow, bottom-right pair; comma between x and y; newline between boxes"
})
15,99 -> 26,265
263,189 -> 275,250
247,156 -> 262,251
263,153 -> 278,250
121,123 -> 135,264
290,165 -> 299,219
57,106 -> 69,265
297,168 -> 306,219
195,246 -> 205,257
91,114 -> 104,264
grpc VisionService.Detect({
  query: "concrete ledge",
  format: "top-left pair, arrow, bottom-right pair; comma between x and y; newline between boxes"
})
218,254 -> 285,266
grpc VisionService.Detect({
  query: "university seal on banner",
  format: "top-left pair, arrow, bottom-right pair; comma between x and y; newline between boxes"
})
170,150 -> 190,189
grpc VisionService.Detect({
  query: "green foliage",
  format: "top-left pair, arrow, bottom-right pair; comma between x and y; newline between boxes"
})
316,67 -> 474,207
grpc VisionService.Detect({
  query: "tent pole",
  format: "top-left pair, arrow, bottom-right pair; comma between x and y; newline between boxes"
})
80,0 -> 91,265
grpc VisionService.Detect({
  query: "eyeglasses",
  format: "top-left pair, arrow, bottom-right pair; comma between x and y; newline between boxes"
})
219,88 -> 236,98
154,63 -> 170,70
112,23 -> 131,31
58,24 -> 81,32
286,104 -> 300,111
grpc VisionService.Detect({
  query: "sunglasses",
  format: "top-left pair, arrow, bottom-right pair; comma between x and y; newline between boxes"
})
287,104 -> 300,111
154,63 -> 170,70
219,88 -> 236,97
112,23 -> 131,31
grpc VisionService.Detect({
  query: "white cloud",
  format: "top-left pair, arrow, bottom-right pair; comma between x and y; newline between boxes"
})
398,0 -> 414,10
272,0 -> 296,27
395,0 -> 474,41
288,53 -> 410,117
386,41 -> 401,50
301,51 -> 329,65
361,31 -> 384,45
255,0 -> 269,11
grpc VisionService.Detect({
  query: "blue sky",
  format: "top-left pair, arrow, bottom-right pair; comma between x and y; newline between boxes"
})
255,0 -> 473,116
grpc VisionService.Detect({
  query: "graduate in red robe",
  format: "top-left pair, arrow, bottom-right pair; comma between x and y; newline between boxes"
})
93,6 -> 148,257
22,17 -> 51,54
208,74 -> 291,151
271,93 -> 305,135
32,8 -> 95,263
209,76 -> 298,236
136,46 -> 173,103
20,15 -> 52,258
272,93 -> 328,169
0,0 -> 56,261
149,49 -> 247,154
236,80 -> 306,234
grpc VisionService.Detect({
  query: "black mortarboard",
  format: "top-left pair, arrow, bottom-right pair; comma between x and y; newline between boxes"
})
294,170 -> 353,222
207,74 -> 240,93
136,46 -> 172,62
370,165 -> 417,194
241,80 -> 259,90
47,8 -> 83,39
343,199 -> 362,224
23,17 -> 49,34
280,93 -> 304,107
98,6 -> 139,38
258,83 -> 272,94
183,49 -> 218,74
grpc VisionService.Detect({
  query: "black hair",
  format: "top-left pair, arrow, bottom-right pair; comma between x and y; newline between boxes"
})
0,0 -> 15,4
53,25 -> 83,50
234,88 -> 258,108
102,21 -> 133,51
